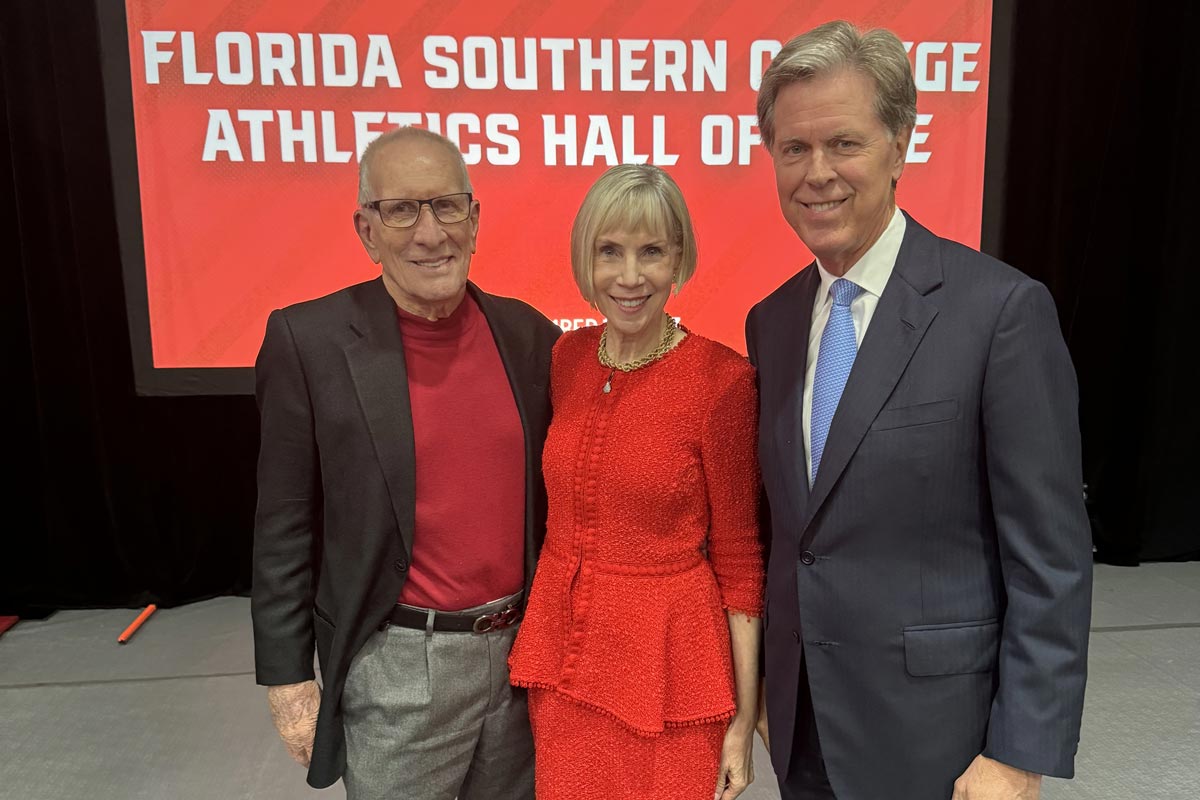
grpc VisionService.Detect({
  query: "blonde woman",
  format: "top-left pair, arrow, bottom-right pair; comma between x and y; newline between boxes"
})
509,164 -> 764,800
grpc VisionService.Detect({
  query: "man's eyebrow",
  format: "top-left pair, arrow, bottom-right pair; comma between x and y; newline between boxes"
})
778,127 -> 867,142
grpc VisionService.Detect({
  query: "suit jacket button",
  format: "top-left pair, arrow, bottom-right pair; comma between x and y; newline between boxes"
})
800,551 -> 816,565
393,556 -> 409,573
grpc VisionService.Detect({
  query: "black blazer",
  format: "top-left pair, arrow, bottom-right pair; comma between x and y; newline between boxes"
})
251,278 -> 559,788
747,214 -> 1092,799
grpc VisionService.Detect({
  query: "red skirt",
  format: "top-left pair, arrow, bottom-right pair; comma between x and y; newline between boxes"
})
528,688 -> 726,800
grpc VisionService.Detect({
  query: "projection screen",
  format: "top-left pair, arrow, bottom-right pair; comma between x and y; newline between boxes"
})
98,0 -> 1007,394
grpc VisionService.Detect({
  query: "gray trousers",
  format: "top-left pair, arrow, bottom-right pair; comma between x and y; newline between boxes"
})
341,599 -> 534,800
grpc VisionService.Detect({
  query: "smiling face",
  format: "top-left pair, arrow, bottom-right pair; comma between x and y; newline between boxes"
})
591,228 -> 676,358
353,136 -> 479,319
770,69 -> 910,276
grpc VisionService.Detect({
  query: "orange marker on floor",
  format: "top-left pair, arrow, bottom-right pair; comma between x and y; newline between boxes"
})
117,604 -> 157,644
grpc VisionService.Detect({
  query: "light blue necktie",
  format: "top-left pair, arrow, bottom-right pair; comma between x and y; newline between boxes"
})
810,278 -> 863,486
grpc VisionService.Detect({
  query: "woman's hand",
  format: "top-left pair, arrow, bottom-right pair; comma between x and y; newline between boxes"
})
718,610 -> 762,799
714,717 -> 755,800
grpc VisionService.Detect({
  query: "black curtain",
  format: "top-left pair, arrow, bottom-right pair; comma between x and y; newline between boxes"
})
2,1 -> 1197,613
2,1 -> 259,613
1000,1 -> 1200,564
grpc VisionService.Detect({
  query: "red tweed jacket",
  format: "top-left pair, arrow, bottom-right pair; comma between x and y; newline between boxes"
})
509,325 -> 764,733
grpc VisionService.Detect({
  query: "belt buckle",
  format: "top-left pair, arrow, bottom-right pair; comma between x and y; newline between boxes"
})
472,604 -> 520,634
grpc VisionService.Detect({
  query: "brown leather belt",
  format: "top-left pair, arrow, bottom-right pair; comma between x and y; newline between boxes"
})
384,594 -> 523,634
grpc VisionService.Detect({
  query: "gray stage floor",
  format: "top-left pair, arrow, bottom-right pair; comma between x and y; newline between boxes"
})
2,563 -> 1197,800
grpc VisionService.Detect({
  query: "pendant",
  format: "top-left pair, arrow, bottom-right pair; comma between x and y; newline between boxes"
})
602,379 -> 611,393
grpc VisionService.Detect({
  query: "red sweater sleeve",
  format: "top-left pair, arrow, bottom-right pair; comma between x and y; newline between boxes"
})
701,362 -> 764,616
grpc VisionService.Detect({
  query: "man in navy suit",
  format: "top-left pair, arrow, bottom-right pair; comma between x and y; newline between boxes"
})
747,21 -> 1093,800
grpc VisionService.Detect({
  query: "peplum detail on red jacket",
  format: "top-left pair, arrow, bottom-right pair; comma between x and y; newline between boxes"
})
509,325 -> 764,736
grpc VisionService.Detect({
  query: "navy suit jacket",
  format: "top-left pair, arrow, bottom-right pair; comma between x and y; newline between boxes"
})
747,214 -> 1092,799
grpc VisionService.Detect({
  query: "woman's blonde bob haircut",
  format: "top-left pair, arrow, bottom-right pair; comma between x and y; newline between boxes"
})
570,164 -> 698,303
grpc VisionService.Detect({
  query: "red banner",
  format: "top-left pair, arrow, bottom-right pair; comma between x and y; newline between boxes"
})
124,0 -> 993,367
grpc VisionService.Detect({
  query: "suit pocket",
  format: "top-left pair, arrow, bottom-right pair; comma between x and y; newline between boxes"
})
871,398 -> 959,431
903,618 -> 999,677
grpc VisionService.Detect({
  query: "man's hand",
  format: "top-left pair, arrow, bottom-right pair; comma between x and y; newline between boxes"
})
952,754 -> 1042,800
267,680 -> 321,767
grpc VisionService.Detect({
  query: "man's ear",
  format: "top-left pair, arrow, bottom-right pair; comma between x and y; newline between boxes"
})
891,126 -> 913,184
354,208 -> 381,264
468,199 -> 481,254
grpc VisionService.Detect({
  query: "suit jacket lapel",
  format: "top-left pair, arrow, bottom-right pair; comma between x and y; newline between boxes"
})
469,283 -> 536,448
344,278 -> 417,558
799,215 -> 943,547
767,265 -> 820,527
465,283 -> 543,591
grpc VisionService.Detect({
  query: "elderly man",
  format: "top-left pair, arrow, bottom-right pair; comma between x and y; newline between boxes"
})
747,21 -> 1093,800
251,126 -> 559,799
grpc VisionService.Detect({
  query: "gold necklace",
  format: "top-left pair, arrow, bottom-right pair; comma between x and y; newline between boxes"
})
598,315 -> 678,393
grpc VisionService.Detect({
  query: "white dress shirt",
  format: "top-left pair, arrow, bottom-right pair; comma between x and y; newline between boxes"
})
803,207 -> 907,480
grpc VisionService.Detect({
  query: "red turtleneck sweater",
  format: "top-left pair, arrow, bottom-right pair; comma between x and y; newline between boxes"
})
394,295 -> 525,611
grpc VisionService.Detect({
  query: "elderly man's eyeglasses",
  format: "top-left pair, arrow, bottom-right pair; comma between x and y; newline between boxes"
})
362,193 -> 473,229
